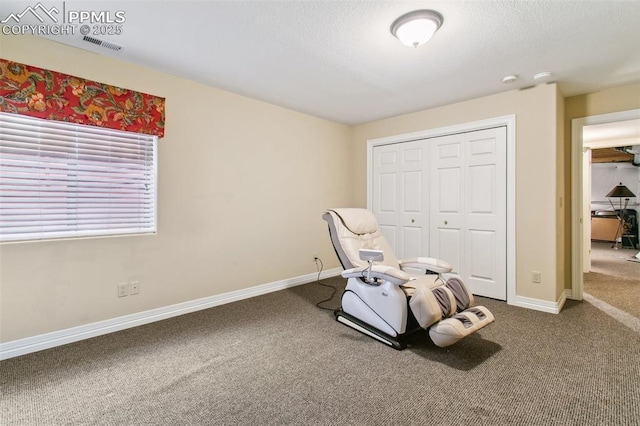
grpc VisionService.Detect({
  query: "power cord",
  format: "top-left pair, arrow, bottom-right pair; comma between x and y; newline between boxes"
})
314,256 -> 339,311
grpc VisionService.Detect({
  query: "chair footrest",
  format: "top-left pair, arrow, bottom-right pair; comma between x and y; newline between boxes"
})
428,306 -> 494,347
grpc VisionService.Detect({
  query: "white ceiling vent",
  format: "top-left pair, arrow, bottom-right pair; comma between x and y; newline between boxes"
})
82,36 -> 123,51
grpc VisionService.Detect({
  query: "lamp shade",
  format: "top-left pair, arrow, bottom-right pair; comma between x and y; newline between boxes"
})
606,183 -> 636,198
391,10 -> 443,48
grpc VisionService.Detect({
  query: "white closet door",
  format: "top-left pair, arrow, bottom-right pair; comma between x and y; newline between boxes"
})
372,141 -> 428,259
429,134 -> 465,272
430,127 -> 507,299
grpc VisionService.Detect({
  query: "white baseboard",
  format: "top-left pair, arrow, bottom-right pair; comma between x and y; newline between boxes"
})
0,267 -> 342,361
511,291 -> 567,314
565,288 -> 575,301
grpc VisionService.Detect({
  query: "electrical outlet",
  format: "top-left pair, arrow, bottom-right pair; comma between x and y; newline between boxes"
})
532,271 -> 541,283
313,253 -> 319,262
130,280 -> 140,295
118,282 -> 129,297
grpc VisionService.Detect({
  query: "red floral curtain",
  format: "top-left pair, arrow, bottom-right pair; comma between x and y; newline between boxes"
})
0,58 -> 165,137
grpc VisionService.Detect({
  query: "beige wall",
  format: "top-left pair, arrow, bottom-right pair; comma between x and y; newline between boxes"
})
565,83 -> 640,120
563,83 -> 640,290
352,84 -> 562,303
0,35 -> 352,342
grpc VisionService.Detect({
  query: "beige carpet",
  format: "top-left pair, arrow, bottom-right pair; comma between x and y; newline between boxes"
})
589,242 -> 640,278
584,242 -> 640,319
2,277 -> 640,425
584,272 -> 640,319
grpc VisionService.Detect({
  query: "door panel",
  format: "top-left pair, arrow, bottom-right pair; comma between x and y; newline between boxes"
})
437,167 -> 461,213
372,141 -> 428,259
464,129 -> 506,299
468,229 -> 495,280
379,150 -> 397,165
402,226 -> 423,259
379,225 -> 397,252
403,171 -> 422,213
437,228 -> 462,271
399,142 -> 428,258
469,165 -> 495,214
437,142 -> 461,161
430,135 -> 464,274
373,145 -> 400,253
378,173 -> 397,212
430,128 -> 507,300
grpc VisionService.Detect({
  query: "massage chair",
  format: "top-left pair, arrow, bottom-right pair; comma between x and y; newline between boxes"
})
323,208 -> 494,349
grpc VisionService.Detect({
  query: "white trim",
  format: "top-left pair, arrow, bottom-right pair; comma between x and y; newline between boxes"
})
0,267 -> 342,360
570,109 -> 640,301
366,115 -> 516,306
585,137 -> 640,149
512,290 -> 566,314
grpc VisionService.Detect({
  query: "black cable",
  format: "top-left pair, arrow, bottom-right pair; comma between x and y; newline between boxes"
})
314,257 -> 339,311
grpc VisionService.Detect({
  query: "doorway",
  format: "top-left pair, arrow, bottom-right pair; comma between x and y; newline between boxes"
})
571,109 -> 640,300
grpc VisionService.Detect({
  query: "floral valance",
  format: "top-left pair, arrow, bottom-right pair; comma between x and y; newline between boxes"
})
0,58 -> 165,137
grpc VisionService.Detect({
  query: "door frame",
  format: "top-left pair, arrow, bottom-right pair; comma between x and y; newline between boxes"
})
367,115 -> 516,305
570,108 -> 640,300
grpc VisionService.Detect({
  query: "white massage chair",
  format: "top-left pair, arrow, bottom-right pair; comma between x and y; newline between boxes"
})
323,208 -> 494,349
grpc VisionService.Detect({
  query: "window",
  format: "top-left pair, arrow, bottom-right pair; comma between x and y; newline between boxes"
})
0,112 -> 157,242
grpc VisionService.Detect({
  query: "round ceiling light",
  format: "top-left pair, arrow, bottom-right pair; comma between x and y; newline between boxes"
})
391,10 -> 443,48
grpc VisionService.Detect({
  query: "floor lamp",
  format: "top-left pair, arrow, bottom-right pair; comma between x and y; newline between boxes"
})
606,182 -> 636,249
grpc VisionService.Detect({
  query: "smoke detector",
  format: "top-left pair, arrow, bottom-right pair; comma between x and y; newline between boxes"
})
533,71 -> 552,81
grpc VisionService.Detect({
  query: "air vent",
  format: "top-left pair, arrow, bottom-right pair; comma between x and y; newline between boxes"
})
82,36 -> 122,51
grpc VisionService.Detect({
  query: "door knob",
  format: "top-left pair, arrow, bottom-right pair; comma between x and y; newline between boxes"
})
445,221 -> 448,225
411,219 -> 415,223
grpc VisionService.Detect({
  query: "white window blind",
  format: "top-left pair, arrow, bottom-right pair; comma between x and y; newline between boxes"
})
0,112 -> 157,242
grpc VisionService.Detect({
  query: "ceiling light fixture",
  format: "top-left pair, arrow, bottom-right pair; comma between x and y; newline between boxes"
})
391,10 -> 443,48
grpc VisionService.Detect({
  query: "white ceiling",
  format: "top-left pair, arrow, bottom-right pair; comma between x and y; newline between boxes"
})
2,0 -> 640,125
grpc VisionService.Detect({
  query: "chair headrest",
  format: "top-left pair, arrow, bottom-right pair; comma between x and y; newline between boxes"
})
328,208 -> 379,235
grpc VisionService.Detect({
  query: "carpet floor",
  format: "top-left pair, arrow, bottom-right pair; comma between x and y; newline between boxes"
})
1,277 -> 639,425
589,241 -> 640,280
585,242 -> 640,318
584,272 -> 640,319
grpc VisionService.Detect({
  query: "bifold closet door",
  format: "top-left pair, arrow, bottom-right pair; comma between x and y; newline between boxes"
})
371,141 -> 428,260
430,127 -> 507,300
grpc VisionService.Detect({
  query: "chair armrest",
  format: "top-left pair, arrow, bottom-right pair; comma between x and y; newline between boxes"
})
341,265 -> 410,285
400,257 -> 453,274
